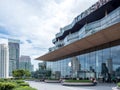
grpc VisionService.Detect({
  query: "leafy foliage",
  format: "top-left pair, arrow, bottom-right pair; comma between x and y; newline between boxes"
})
15,80 -> 25,84
19,83 -> 29,86
0,79 -> 37,90
13,86 -> 37,90
0,78 -> 5,82
64,80 -> 92,83
12,69 -> 31,79
0,82 -> 16,90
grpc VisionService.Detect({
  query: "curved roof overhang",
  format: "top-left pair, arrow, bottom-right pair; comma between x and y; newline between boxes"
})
36,23 -> 120,61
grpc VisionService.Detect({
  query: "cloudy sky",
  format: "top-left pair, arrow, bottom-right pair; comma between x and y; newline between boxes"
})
0,0 -> 98,70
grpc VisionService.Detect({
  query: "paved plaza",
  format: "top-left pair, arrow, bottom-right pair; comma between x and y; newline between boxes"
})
27,81 -> 116,90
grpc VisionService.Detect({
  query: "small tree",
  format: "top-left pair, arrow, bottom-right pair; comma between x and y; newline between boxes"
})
12,69 -> 31,79
12,69 -> 24,78
24,70 -> 31,77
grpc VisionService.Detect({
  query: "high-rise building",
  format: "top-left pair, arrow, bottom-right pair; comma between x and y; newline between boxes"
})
19,55 -> 33,72
8,39 -> 20,76
37,0 -> 120,80
0,44 -> 9,78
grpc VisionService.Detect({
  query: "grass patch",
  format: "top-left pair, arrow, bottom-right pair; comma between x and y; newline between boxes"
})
64,80 -> 92,83
13,86 -> 36,90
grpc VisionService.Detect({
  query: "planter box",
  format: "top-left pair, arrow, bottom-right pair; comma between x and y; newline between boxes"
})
112,87 -> 120,90
62,82 -> 95,86
44,80 -> 60,83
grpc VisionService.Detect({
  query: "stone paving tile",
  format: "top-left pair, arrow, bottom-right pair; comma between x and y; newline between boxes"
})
27,81 -> 116,90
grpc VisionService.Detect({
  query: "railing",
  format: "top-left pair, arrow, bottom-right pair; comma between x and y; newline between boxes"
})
49,47 -> 56,52
84,6 -> 120,38
51,7 -> 120,51
52,38 -> 56,43
65,7 -> 120,46
55,40 -> 64,46
56,32 -> 63,37
49,40 -> 65,52
65,32 -> 79,45
55,0 -> 112,38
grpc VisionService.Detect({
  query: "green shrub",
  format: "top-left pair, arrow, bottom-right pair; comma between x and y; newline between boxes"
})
0,79 -> 37,90
64,80 -> 92,83
0,78 -> 12,82
14,86 -> 37,90
117,82 -> 120,87
0,82 -> 2,88
0,82 -> 16,90
15,80 -> 25,84
0,78 -> 5,82
19,83 -> 29,86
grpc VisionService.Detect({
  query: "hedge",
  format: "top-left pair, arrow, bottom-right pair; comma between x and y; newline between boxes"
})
15,80 -> 25,84
13,86 -> 37,90
19,83 -> 29,86
64,80 -> 92,83
0,82 -> 16,90
0,79 -> 37,90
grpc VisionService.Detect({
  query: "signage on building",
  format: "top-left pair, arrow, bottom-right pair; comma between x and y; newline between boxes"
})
77,0 -> 111,22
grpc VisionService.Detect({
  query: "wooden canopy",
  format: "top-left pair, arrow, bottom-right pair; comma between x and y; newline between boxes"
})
36,23 -> 120,61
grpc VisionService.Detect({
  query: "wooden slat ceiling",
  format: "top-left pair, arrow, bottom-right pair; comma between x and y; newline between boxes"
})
36,23 -> 120,61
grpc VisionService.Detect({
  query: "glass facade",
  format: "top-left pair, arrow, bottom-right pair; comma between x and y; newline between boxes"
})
45,0 -> 120,82
8,39 -> 20,76
47,45 -> 120,80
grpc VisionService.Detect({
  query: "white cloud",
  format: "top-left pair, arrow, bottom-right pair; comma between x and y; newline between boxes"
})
0,0 -> 98,70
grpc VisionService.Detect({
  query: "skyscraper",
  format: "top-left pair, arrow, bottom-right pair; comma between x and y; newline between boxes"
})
8,39 -> 20,76
0,44 -> 9,78
19,55 -> 33,72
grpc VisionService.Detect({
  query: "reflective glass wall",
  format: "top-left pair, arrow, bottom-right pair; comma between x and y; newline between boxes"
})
47,45 -> 120,79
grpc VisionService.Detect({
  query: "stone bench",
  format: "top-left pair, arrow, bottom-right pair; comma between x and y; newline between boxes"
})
44,80 -> 60,83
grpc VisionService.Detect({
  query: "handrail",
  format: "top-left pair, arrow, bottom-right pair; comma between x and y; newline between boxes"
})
55,6 -> 120,39
51,7 -> 120,51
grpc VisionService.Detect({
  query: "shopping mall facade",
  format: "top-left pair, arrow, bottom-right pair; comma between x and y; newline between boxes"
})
37,0 -> 120,80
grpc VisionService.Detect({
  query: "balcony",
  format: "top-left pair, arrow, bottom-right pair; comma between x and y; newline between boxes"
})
65,32 -> 79,45
84,6 -> 120,38
54,0 -> 112,39
49,46 -> 57,52
55,40 -> 64,46
52,6 -> 120,51
52,38 -> 57,44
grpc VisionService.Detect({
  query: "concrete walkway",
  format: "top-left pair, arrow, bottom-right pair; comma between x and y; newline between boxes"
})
27,81 -> 116,90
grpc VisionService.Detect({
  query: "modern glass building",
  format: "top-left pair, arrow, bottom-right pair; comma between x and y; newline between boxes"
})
37,0 -> 120,80
19,55 -> 33,72
0,44 -> 9,78
8,39 -> 20,76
